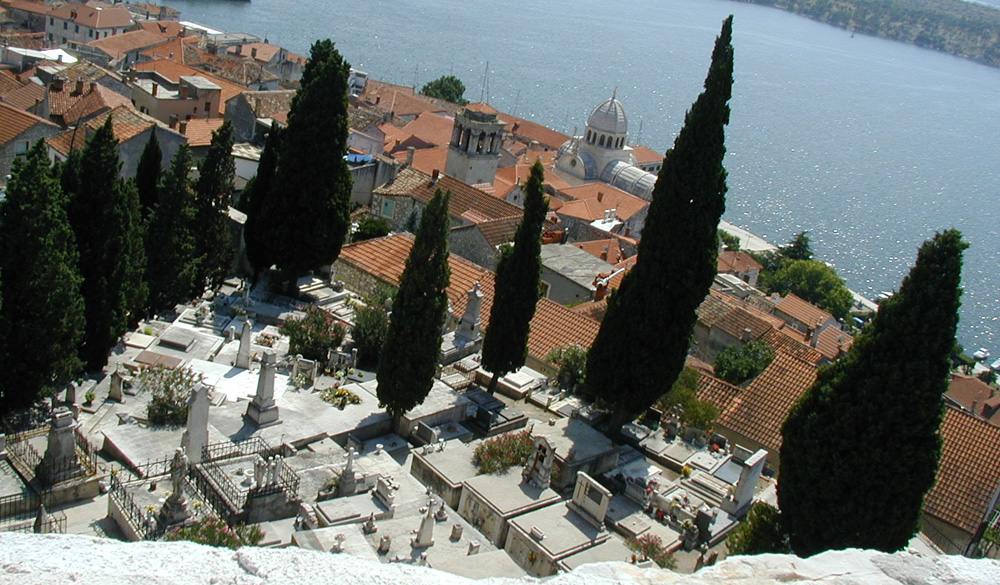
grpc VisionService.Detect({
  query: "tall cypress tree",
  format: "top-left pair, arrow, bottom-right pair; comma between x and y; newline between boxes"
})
135,127 -> 162,216
376,190 -> 451,421
146,145 -> 199,314
68,117 -> 147,371
0,141 -> 85,412
481,160 -> 548,394
266,39 -> 353,294
242,122 -> 281,281
779,230 -> 967,555
192,120 -> 235,293
586,16 -> 735,434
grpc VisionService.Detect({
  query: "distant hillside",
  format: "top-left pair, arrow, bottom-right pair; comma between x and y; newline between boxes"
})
739,0 -> 1000,68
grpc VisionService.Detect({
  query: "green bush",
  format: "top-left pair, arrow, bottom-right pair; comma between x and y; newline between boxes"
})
142,365 -> 201,426
726,502 -> 790,555
626,533 -> 676,569
714,340 -> 775,385
280,306 -> 346,361
165,517 -> 263,549
473,430 -> 535,474
350,305 -> 389,369
657,367 -> 719,431
353,217 -> 390,242
545,344 -> 587,391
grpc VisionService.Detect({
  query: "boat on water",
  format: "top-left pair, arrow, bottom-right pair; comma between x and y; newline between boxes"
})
973,348 -> 991,361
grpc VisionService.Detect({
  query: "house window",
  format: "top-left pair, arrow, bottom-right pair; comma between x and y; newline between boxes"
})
49,17 -> 53,25
74,24 -> 79,33
380,199 -> 396,218
63,21 -> 67,29
205,102 -> 211,113
103,31 -> 107,38
15,141 -> 29,154
88,30 -> 93,38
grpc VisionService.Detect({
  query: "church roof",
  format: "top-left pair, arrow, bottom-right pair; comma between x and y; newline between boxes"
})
587,95 -> 627,136
600,160 -> 655,200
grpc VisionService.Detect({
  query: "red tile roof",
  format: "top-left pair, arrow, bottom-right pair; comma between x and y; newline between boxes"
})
48,4 -> 133,28
0,100 -> 57,144
137,20 -> 186,38
4,0 -> 55,16
87,29 -> 165,58
812,326 -> 853,361
925,407 -> 1000,534
378,122 -> 432,154
365,89 -> 446,119
139,36 -> 200,63
47,105 -> 162,155
337,233 -> 600,362
572,239 -> 625,264
390,145 -> 448,176
400,112 -> 454,147
0,72 -> 23,96
374,167 -> 523,225
0,80 -> 44,111
556,183 -> 647,222
775,293 -> 834,329
697,351 -> 818,452
945,373 -> 1000,426
468,102 -> 570,150
718,251 -> 762,274
61,82 -> 133,125
493,161 -> 572,197
181,117 -> 225,147
631,145 -> 663,165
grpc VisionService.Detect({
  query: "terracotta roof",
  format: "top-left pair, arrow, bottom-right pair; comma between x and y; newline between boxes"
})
473,215 -> 521,247
945,373 -> 1000,426
88,29 -> 165,58
493,161 -> 572,195
0,80 -> 44,111
759,329 -> 824,365
181,116 -> 225,147
925,407 -> 1000,534
362,79 -> 414,99
499,112 -> 570,150
56,60 -> 120,84
631,145 -> 663,165
137,20 -> 186,37
572,239 -> 625,264
374,167 -> 523,225
47,105 -> 162,155
685,354 -> 715,376
698,289 -> 786,340
556,183 -> 647,222
228,89 -> 294,120
365,89 -> 446,119
812,326 -> 853,361
390,145 -> 448,176
775,293 -> 834,329
0,70 -> 26,96
336,233 -> 600,362
697,351 -> 818,452
568,299 -> 606,323
135,59 -> 246,114
4,0 -> 54,15
139,36 -> 200,62
61,82 -> 132,125
400,112 -> 454,147
348,102 -> 391,132
48,4 -> 133,28
718,251 -> 763,274
0,100 -> 57,144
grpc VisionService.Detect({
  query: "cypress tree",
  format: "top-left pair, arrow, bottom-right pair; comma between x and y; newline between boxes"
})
136,127 -> 162,216
481,160 -> 548,394
779,230 -> 967,555
0,141 -> 85,412
192,120 -> 235,293
376,190 -> 451,420
266,39 -> 353,294
68,116 -> 147,371
146,145 -> 199,314
242,122 -> 281,281
586,16 -> 735,435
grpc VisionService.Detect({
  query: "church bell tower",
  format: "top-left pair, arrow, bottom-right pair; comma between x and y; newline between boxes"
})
445,107 -> 506,186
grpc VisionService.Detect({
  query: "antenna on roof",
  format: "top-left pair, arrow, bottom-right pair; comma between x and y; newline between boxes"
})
412,63 -> 418,91
511,89 -> 520,117
479,61 -> 489,104
633,119 -> 642,148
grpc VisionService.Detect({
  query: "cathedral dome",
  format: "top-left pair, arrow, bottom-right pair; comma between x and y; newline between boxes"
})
587,95 -> 628,136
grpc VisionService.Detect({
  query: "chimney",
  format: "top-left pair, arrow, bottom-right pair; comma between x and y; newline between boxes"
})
151,82 -> 158,97
168,114 -> 178,129
180,84 -> 188,99
178,120 -> 187,135
742,328 -> 752,342
597,191 -> 604,202
430,169 -> 440,185
251,47 -> 258,59
51,77 -> 64,92
806,327 -> 817,346
406,146 -> 415,167
972,400 -> 981,417
74,78 -> 83,95
594,280 -> 607,302
71,9 -> 78,19
90,81 -> 97,93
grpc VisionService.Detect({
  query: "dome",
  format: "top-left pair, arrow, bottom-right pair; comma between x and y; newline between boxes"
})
587,95 -> 628,136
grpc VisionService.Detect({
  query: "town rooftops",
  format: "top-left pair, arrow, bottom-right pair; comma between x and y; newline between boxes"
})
375,167 -> 523,224
47,105 -> 165,155
135,59 -> 246,114
572,239 -> 626,264
467,102 -> 571,150
630,144 -> 663,165
555,183 -> 647,222
541,244 -> 617,292
48,4 -> 134,29
399,111 -> 454,147
61,82 -> 132,125
227,42 -> 306,65
718,251 -> 763,274
946,373 -> 1000,426
0,100 -> 58,144
137,19 -> 186,38
5,0 -> 55,16
391,145 -> 448,176
87,29 -> 166,60
0,79 -> 44,111
180,117 -> 225,147
774,292 -> 835,329
336,233 -> 600,363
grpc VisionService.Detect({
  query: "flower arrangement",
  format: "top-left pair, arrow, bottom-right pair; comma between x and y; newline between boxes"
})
320,386 -> 362,409
256,333 -> 279,348
473,430 -> 534,474
164,517 -> 264,549
625,533 -> 676,569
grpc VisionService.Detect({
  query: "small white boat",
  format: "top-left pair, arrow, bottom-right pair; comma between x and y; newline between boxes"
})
973,348 -> 991,361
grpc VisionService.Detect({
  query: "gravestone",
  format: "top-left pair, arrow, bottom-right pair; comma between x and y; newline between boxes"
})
363,512 -> 378,534
38,407 -> 82,484
160,448 -> 191,525
108,370 -> 125,403
720,446 -> 768,517
568,471 -> 612,530
412,502 -> 435,547
522,436 -> 555,489
181,382 -> 210,463
455,282 -> 483,342
374,475 -> 396,510
235,319 -> 253,369
336,448 -> 358,497
246,351 -> 280,427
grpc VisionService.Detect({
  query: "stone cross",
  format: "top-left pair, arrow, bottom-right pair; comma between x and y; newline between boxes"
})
235,319 -> 253,369
337,448 -> 358,497
181,382 -> 209,463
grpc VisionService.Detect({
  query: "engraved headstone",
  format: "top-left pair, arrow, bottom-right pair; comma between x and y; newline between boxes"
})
235,319 -> 253,369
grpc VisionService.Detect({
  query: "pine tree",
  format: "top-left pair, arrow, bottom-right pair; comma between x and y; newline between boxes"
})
67,117 -> 147,371
146,145 -> 199,314
242,122 -> 280,281
192,120 -> 235,293
376,190 -> 451,420
266,39 -> 353,293
481,160 -> 548,393
0,141 -> 85,412
135,127 -> 162,216
586,16 -> 735,435
779,230 -> 967,555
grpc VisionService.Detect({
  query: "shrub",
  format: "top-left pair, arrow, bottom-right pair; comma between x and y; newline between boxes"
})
353,217 -> 390,242
350,305 -> 389,369
545,344 -> 587,391
165,517 -> 263,549
280,305 -> 346,361
657,367 -> 719,431
473,430 -> 534,474
142,365 -> 202,426
626,533 -> 676,569
726,502 -> 790,555
714,340 -> 775,385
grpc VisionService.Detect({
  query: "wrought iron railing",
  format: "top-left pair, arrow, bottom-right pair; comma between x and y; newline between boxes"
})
108,471 -> 161,540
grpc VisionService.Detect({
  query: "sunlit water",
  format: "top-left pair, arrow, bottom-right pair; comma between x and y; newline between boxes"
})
160,0 -> 1000,352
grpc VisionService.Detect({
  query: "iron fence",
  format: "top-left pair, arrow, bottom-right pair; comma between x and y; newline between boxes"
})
108,471 -> 161,540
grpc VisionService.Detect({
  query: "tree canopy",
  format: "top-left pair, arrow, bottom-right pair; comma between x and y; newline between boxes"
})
376,190 -> 451,420
135,128 -> 162,216
192,120 -> 235,292
0,141 -> 85,412
420,75 -> 468,105
781,231 -> 813,261
714,340 -> 775,385
586,16 -> 735,434
779,230 -> 967,555
241,122 -> 280,281
481,160 -> 548,393
726,502 -> 790,555
766,259 -> 853,320
280,305 -> 346,362
656,367 -> 719,431
266,39 -> 353,292
145,144 -> 198,314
